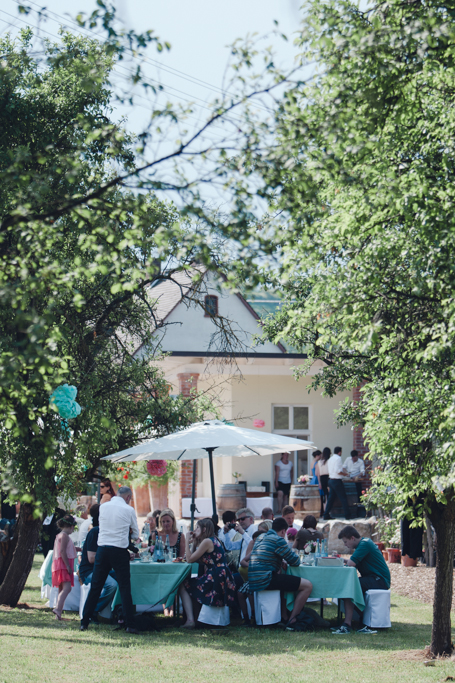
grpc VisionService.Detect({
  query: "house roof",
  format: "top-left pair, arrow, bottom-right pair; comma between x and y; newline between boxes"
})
132,266 -> 293,358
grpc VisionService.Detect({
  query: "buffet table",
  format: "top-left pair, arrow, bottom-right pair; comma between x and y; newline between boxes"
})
112,561 -> 199,610
285,565 -> 365,613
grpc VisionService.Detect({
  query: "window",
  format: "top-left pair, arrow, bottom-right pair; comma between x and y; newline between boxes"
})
272,405 -> 311,481
273,405 -> 309,432
204,295 -> 218,317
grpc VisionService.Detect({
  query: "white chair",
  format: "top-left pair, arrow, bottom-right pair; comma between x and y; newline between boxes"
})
79,582 -> 91,618
79,582 -> 113,620
254,590 -> 281,626
198,605 -> 230,626
362,589 -> 391,628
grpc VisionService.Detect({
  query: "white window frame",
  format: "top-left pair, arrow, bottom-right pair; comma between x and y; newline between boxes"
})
271,404 -> 312,484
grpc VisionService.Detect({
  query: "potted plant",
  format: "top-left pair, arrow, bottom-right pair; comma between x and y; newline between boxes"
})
232,472 -> 242,485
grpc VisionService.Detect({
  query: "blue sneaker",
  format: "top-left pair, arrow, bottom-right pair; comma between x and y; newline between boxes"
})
332,624 -> 353,634
357,626 -> 377,634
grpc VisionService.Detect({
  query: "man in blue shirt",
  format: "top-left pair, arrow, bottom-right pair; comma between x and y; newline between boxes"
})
333,525 -> 391,635
248,517 -> 313,629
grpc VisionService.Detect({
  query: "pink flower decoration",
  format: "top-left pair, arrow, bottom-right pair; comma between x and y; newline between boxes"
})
287,527 -> 298,538
253,419 -> 265,428
146,460 -> 167,477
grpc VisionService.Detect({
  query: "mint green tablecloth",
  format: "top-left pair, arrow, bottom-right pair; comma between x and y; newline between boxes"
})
39,550 -> 53,587
285,566 -> 365,613
112,562 -> 197,610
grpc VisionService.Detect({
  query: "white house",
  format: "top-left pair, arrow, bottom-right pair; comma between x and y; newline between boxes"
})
132,267 -> 364,515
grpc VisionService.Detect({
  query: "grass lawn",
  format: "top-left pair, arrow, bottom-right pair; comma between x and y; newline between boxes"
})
0,558 -> 453,683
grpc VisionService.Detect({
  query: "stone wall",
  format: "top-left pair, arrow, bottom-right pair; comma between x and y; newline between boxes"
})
317,517 -> 378,554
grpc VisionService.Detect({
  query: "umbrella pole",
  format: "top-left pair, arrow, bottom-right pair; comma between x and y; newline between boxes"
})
206,447 -> 218,526
190,459 -> 197,531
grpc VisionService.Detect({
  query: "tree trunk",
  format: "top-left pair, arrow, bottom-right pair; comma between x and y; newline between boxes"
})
428,495 -> 455,656
0,503 -> 41,607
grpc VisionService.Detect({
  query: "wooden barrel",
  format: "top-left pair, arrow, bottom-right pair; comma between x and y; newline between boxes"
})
332,480 -> 358,518
216,484 -> 246,515
290,484 -> 320,518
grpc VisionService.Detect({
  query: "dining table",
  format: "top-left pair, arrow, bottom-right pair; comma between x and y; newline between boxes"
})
111,560 -> 199,610
285,564 -> 365,617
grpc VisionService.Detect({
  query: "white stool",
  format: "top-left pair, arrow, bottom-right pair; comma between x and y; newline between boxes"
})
198,605 -> 230,626
79,582 -> 91,618
362,589 -> 391,628
79,582 -> 113,620
254,590 -> 281,626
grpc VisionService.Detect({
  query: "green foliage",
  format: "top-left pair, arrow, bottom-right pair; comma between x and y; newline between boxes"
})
0,29 -> 218,515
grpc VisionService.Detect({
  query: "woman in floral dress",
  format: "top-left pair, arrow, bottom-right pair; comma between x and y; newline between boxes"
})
179,518 -> 236,628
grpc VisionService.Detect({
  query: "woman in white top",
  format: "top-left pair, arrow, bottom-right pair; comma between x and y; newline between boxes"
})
316,447 -> 331,517
275,452 -> 293,511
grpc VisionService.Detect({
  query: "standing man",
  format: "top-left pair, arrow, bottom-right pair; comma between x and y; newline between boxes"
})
332,525 -> 390,635
323,446 -> 351,521
81,486 -> 139,633
78,504 -> 118,620
344,450 -> 366,503
275,452 -> 293,512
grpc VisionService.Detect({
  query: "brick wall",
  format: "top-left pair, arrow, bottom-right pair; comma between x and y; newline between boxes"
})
177,373 -> 199,514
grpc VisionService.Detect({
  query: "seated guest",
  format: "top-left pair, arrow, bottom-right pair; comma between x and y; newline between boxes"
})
293,515 -> 324,551
157,508 -> 186,617
219,508 -> 258,565
333,525 -> 391,635
179,518 -> 236,629
78,504 -> 118,619
78,505 -> 93,548
281,505 -> 301,530
99,479 -> 116,504
218,510 -> 237,544
143,509 -> 160,540
261,507 -> 274,521
157,508 -> 185,557
248,518 -> 313,629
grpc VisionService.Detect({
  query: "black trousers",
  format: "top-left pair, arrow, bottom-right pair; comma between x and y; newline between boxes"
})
82,545 -> 134,627
324,479 -> 350,519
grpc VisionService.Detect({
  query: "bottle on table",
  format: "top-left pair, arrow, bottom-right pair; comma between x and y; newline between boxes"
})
151,532 -> 158,562
156,537 -> 165,563
143,522 -> 150,545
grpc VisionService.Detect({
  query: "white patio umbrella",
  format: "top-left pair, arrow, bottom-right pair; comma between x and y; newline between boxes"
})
102,420 -> 313,525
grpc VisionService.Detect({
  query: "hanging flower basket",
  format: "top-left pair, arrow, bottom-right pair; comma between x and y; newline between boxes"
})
147,460 -> 167,477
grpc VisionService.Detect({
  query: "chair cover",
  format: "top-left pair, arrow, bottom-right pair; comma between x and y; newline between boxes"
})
254,590 -> 281,625
48,574 -> 80,610
362,589 -> 391,628
198,604 -> 230,626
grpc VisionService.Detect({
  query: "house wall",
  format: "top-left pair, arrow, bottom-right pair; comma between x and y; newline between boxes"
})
193,371 -> 353,498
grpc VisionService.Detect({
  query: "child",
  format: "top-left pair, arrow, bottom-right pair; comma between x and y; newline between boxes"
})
51,514 -> 77,620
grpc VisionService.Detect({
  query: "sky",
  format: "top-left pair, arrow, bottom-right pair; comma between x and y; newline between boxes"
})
1,0 -> 304,135
0,1 -> 307,215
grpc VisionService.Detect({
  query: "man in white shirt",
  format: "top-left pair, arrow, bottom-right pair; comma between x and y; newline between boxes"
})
323,447 -> 351,521
220,507 -> 258,564
81,486 -> 140,633
344,450 -> 365,502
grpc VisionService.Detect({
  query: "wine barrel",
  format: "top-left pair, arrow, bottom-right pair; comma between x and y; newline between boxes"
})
290,484 -> 320,519
216,483 -> 246,515
332,480 -> 359,518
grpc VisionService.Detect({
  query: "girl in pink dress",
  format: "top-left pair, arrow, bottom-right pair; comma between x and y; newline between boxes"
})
51,514 -> 77,620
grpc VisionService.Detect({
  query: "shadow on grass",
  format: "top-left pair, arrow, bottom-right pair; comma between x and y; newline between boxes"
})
0,608 -> 434,656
